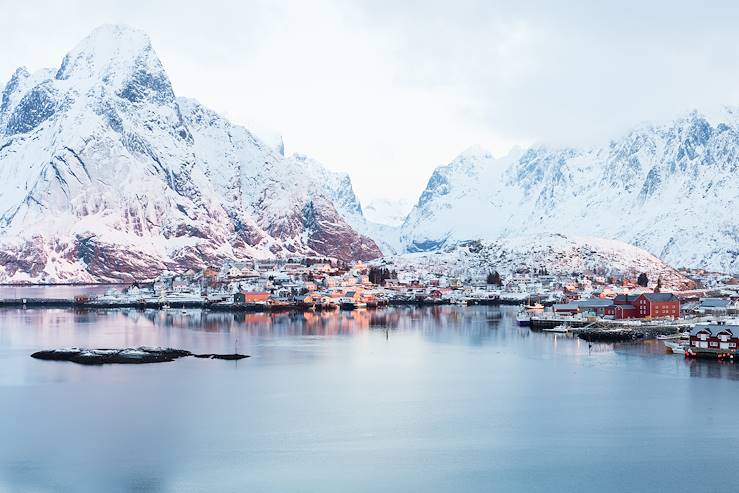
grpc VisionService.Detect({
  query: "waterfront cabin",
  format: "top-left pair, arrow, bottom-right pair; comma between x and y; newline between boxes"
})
689,323 -> 739,351
233,291 -> 271,304
553,303 -> 579,316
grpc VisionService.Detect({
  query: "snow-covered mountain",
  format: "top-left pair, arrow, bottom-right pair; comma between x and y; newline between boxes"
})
0,25 -> 381,282
378,234 -> 694,291
402,115 -> 739,273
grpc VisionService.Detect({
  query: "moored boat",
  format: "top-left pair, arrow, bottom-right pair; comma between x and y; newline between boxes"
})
543,324 -> 569,333
525,302 -> 545,312
663,341 -> 685,354
516,310 -> 530,327
657,334 -> 682,340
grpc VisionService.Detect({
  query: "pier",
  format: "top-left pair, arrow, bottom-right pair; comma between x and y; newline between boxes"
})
530,315 -> 694,342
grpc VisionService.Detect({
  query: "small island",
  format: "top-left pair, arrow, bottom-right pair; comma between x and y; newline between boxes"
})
31,347 -> 249,365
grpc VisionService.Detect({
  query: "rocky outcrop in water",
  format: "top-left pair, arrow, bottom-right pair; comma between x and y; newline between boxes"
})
31,347 -> 249,364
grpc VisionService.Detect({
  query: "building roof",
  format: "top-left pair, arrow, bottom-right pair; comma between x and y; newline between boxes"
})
641,293 -> 679,302
613,294 -> 637,303
575,298 -> 614,308
690,324 -> 739,337
699,298 -> 732,308
553,303 -> 579,311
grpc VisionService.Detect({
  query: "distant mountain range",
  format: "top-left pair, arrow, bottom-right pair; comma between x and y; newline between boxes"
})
1,25 -> 736,282
400,113 -> 739,274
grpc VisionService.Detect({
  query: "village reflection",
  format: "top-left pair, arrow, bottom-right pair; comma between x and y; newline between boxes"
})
136,305 -> 506,342
4,305 -> 739,381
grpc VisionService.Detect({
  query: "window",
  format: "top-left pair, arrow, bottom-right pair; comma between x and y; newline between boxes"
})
710,341 -> 719,347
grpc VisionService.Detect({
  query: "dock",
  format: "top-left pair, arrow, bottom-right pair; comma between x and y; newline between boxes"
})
530,315 -> 693,342
684,347 -> 738,361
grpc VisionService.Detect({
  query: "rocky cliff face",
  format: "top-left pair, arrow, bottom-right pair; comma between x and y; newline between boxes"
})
402,113 -> 739,273
0,25 -> 381,282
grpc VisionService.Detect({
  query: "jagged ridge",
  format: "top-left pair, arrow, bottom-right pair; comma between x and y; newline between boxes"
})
402,114 -> 739,274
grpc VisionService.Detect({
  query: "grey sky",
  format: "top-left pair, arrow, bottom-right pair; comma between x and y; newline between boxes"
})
3,0 -> 739,204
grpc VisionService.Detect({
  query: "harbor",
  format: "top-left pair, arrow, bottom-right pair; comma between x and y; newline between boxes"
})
3,257 -> 739,361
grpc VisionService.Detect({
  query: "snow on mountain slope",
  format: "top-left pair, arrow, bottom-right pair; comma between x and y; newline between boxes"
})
402,115 -> 739,273
363,198 -> 413,227
0,25 -> 381,282
379,234 -> 694,291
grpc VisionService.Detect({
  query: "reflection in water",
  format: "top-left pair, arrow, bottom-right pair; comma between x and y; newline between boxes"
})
0,284 -> 126,299
2,305 -> 739,493
3,305 -> 738,378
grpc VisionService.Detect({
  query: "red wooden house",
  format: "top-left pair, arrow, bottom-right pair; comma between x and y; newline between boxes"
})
689,323 -> 739,351
631,293 -> 680,319
603,293 -> 680,320
233,291 -> 271,304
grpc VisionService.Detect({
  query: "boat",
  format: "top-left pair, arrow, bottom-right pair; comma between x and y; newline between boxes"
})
524,296 -> 545,312
543,324 -> 569,333
516,310 -> 530,327
656,334 -> 682,340
339,297 -> 366,310
663,341 -> 685,354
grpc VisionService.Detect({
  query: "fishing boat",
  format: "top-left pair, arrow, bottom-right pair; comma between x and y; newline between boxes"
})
663,341 -> 685,354
543,324 -> 569,333
516,310 -> 530,327
524,296 -> 545,312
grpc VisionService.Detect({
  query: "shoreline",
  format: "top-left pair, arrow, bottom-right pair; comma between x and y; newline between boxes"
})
0,282 -> 130,287
0,299 -> 697,343
0,297 -> 521,312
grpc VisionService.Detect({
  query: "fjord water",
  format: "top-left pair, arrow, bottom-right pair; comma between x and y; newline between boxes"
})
1,305 -> 738,493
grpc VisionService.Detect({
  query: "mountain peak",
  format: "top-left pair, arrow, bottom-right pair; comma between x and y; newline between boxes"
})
55,24 -> 157,82
458,144 -> 494,160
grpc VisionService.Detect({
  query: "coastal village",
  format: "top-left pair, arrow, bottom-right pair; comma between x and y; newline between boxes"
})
69,256 -> 737,310
7,255 -> 739,360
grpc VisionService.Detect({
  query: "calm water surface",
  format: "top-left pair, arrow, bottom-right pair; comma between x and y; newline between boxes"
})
1,303 -> 738,492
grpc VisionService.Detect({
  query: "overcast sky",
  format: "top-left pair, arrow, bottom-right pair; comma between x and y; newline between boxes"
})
3,1 -> 739,205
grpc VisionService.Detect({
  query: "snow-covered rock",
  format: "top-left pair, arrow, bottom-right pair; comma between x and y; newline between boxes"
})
402,116 -> 739,273
0,25 -> 381,282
